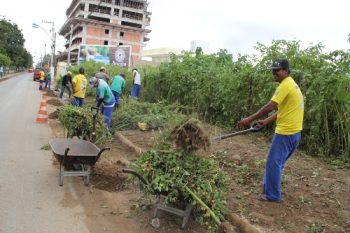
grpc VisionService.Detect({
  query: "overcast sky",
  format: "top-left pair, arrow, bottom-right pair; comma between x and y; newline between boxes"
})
1,0 -> 349,63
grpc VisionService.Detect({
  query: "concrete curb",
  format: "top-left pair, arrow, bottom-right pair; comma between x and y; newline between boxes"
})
0,72 -> 27,82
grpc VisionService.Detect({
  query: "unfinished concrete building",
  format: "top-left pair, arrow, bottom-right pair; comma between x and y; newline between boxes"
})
58,0 -> 151,65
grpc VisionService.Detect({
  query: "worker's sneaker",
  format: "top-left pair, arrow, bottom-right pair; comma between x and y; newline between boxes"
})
258,194 -> 281,203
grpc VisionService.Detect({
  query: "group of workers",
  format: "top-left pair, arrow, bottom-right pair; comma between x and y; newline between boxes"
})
58,58 -> 303,204
60,66 -> 141,129
38,67 -> 52,90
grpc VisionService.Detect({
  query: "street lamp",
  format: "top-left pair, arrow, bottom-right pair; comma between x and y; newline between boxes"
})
32,21 -> 56,83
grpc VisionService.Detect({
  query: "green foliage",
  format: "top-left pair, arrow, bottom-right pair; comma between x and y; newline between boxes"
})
141,40 -> 350,159
307,221 -> 325,233
0,18 -> 32,68
0,53 -> 11,67
256,40 -> 350,158
40,144 -> 51,150
142,50 -> 272,127
233,159 -> 265,185
111,98 -> 187,131
58,104 -> 112,145
132,147 -> 228,232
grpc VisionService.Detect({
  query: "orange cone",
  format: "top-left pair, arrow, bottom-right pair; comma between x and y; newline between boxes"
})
36,95 -> 48,124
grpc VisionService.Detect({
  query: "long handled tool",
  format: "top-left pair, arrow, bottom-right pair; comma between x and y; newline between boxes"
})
212,123 -> 263,141
90,106 -> 99,142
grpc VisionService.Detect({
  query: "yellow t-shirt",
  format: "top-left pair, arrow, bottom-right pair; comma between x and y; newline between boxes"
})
271,76 -> 304,135
39,71 -> 45,81
72,74 -> 87,98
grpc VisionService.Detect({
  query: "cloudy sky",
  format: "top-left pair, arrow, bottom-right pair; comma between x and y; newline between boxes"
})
1,0 -> 349,62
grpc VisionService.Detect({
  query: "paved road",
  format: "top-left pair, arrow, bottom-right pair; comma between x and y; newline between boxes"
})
0,73 -> 89,233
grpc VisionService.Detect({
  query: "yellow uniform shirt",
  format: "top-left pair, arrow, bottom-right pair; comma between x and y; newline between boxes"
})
72,74 -> 87,98
39,70 -> 45,81
271,76 -> 304,135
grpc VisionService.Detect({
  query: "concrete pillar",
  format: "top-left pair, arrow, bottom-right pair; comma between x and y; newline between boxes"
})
67,24 -> 73,65
84,3 -> 89,18
82,23 -> 87,44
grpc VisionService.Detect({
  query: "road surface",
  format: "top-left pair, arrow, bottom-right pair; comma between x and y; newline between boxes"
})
0,73 -> 90,233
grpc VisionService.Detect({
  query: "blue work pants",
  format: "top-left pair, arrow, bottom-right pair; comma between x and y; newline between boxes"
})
263,132 -> 301,201
101,100 -> 115,128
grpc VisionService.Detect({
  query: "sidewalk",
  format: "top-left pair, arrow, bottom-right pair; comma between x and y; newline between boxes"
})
0,72 -> 27,82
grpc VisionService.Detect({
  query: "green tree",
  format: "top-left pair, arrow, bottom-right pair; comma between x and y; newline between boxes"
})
0,18 -> 32,68
0,53 -> 11,67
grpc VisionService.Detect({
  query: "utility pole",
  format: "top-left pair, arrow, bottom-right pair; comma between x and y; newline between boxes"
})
42,20 -> 56,83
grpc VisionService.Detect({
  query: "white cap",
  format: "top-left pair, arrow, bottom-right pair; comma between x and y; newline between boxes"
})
89,77 -> 98,87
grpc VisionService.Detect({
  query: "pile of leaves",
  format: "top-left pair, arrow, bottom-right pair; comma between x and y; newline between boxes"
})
58,104 -> 112,145
112,98 -> 187,131
133,146 -> 228,232
171,118 -> 211,151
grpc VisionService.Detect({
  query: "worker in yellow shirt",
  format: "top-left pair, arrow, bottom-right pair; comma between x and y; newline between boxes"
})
71,67 -> 87,107
39,69 -> 45,90
239,58 -> 304,202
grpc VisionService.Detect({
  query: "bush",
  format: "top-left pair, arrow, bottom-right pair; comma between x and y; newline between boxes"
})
140,40 -> 350,159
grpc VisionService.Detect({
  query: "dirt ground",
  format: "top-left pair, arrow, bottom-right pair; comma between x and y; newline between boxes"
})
45,93 -> 350,233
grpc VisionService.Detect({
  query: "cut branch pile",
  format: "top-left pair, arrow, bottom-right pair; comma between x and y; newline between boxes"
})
171,118 -> 210,151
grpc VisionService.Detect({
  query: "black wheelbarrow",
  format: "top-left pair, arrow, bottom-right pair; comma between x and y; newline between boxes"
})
49,138 -> 110,186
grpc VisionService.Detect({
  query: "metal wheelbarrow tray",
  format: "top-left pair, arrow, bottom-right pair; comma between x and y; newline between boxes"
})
49,138 -> 110,186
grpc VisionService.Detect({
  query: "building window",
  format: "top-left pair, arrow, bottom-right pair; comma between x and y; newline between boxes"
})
89,4 -> 111,14
88,15 -> 110,23
121,21 -> 142,28
105,29 -> 109,34
104,41 -> 108,45
119,43 -> 123,45
120,32 -> 124,37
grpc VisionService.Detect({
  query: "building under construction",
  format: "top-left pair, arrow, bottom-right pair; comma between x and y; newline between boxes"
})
58,0 -> 151,65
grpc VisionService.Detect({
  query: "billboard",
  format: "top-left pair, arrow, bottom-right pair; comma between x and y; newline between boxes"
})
78,44 -> 132,67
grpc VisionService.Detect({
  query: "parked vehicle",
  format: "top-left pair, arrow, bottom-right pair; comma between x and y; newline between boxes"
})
33,69 -> 41,81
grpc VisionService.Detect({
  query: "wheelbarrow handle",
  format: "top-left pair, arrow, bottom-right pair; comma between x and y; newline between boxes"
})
122,168 -> 149,185
95,147 -> 110,162
62,148 -> 70,164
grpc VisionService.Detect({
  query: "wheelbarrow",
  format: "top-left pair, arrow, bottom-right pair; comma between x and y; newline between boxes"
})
122,169 -> 193,229
49,138 -> 110,186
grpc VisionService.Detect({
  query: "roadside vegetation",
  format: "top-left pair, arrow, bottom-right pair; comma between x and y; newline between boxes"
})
111,98 -> 190,131
54,39 -> 350,233
139,40 -> 350,162
58,104 -> 112,145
